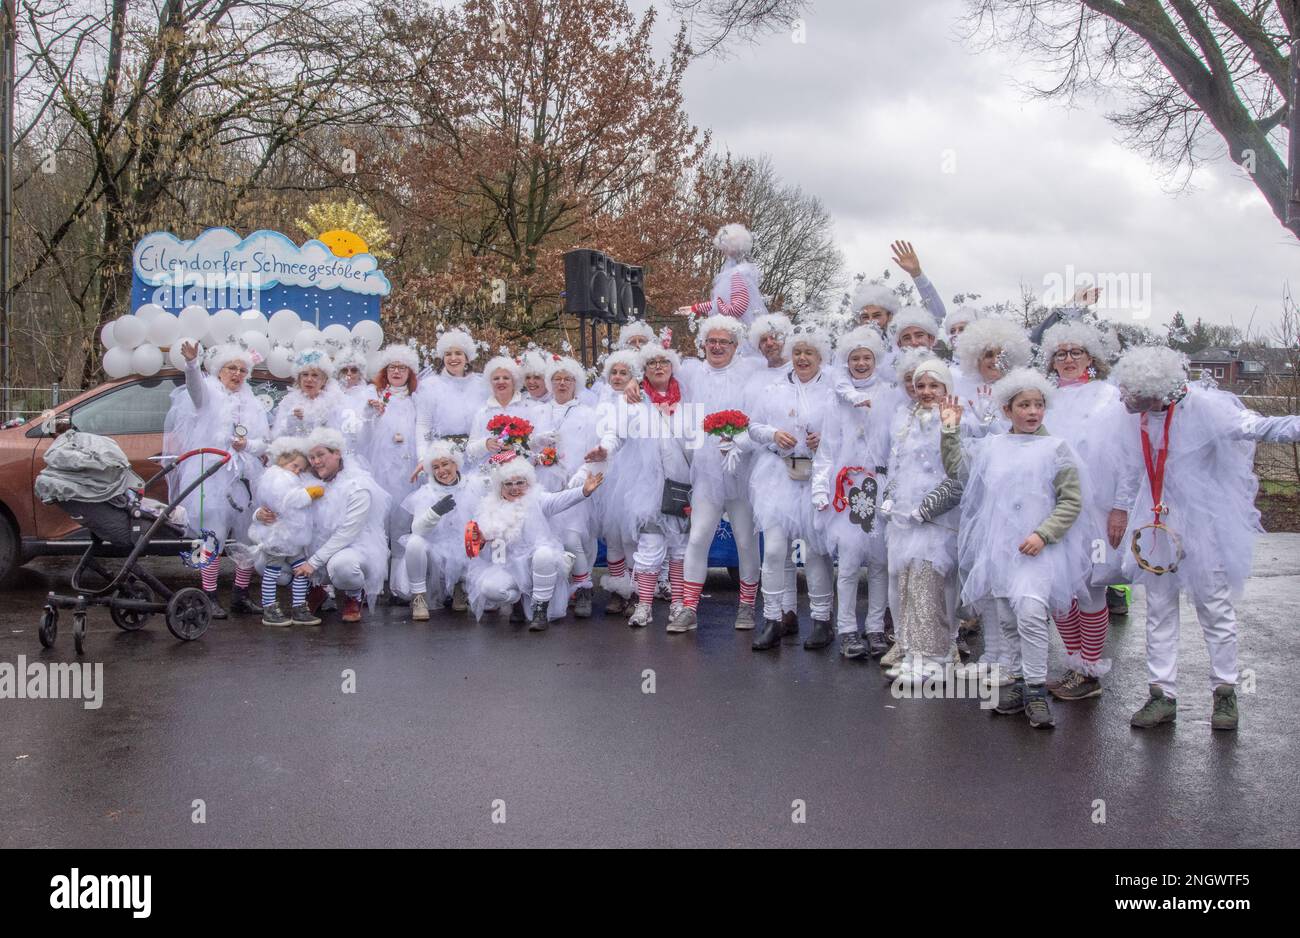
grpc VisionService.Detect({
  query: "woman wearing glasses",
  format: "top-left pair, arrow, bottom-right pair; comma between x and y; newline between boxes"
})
1039,318 -> 1140,701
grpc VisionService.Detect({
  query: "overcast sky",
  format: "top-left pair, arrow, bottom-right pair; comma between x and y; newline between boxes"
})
638,0 -> 1298,338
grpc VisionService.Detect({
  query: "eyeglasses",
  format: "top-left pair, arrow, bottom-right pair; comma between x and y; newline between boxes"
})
704,338 -> 735,347
1052,348 -> 1089,362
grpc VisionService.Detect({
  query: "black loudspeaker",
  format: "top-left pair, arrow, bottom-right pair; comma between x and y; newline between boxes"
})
612,263 -> 645,323
564,249 -> 618,321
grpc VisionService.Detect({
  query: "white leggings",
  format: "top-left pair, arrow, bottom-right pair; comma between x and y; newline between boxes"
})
387,504 -> 411,598
683,497 -> 760,585
404,534 -> 447,599
760,527 -> 832,621
835,557 -> 889,635
479,545 -> 564,606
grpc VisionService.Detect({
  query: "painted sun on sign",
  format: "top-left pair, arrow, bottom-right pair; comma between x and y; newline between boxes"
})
318,229 -> 369,258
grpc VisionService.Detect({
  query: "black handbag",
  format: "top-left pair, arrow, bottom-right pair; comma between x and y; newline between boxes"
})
661,478 -> 693,517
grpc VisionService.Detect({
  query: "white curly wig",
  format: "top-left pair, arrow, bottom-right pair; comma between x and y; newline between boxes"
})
888,305 -> 940,345
306,426 -> 346,453
519,348 -> 553,377
421,438 -> 464,474
955,317 -> 1033,371
205,342 -> 256,374
696,314 -> 748,351
370,343 -> 420,379
488,451 -> 536,486
266,435 -> 311,464
834,325 -> 888,367
993,367 -> 1055,411
292,347 -> 334,378
1111,345 -> 1190,405
638,343 -> 681,373
911,357 -> 953,393
546,355 -> 588,386
1041,319 -> 1121,367
851,282 -> 902,318
331,345 -> 368,375
749,313 -> 794,347
943,304 -> 982,336
616,320 -> 656,349
601,349 -> 644,381
435,329 -> 477,363
712,222 -> 753,259
783,326 -> 833,364
894,347 -> 933,384
483,355 -> 523,387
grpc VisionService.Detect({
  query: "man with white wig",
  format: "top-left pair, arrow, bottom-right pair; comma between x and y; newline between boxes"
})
254,426 -> 391,624
165,340 -> 271,617
675,223 -> 769,326
1112,346 -> 1300,732
745,325 -> 837,651
850,240 -> 947,332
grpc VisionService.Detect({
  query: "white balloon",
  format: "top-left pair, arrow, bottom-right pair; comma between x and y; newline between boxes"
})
267,345 -> 295,379
322,323 -> 351,349
169,338 -> 202,370
292,327 -> 323,351
208,308 -> 243,344
178,305 -> 210,337
103,346 -> 134,379
268,308 -> 301,343
135,303 -> 166,324
132,344 -> 164,377
113,314 -> 146,350
241,329 -> 271,362
100,321 -> 118,349
351,319 -> 383,352
239,309 -> 270,334
148,312 -> 180,347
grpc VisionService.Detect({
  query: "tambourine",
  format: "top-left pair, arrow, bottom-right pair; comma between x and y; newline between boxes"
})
465,520 -> 486,558
1130,521 -> 1184,575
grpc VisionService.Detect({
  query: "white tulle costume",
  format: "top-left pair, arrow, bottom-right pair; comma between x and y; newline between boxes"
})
402,472 -> 481,604
533,380 -> 601,592
304,457 -> 391,610
246,465 -> 316,563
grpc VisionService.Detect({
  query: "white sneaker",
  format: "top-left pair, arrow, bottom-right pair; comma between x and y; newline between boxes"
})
656,582 -> 672,602
629,602 -> 652,628
666,604 -> 697,633
411,593 -> 430,622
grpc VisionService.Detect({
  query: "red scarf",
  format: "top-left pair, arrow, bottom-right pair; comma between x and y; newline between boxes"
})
642,377 -> 682,415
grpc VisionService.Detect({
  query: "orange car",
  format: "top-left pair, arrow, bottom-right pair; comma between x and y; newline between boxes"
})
0,369 -> 288,586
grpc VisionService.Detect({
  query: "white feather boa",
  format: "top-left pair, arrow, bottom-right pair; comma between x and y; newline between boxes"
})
474,489 -> 535,548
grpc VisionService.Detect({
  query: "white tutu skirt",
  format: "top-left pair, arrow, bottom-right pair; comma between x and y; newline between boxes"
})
750,452 -> 829,555
466,548 -> 573,621
400,481 -> 479,597
816,491 -> 888,567
601,437 -> 687,545
690,437 -> 753,505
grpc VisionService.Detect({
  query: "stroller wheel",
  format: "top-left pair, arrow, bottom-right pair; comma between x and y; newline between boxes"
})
38,607 -> 58,648
110,582 -> 153,632
166,587 -> 212,641
73,612 -> 87,655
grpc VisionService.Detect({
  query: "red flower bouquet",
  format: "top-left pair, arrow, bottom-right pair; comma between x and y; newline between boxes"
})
486,414 -> 534,452
703,410 -> 749,438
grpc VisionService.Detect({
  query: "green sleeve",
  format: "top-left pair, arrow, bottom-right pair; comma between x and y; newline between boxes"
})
1035,463 -> 1083,544
940,426 -> 965,480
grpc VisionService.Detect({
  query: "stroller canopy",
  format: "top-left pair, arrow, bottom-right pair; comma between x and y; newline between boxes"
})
34,431 -> 142,505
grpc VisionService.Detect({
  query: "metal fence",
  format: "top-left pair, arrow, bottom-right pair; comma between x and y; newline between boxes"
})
0,384 -> 84,426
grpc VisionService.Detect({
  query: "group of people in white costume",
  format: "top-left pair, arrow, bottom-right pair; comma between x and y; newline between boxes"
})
164,224 -> 1299,733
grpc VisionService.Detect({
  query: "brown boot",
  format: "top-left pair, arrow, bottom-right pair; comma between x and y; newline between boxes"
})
340,594 -> 363,623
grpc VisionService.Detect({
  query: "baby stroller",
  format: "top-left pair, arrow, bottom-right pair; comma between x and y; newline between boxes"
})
35,429 -> 231,654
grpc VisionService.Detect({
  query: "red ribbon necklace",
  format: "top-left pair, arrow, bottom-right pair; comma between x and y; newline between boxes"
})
1140,402 -> 1176,523
833,465 -> 867,512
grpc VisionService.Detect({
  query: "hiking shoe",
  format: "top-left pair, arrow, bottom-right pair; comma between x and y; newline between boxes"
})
780,610 -> 799,636
205,591 -> 228,620
411,593 -> 430,621
865,631 -> 891,659
230,586 -> 262,615
1046,668 -> 1077,691
734,603 -> 756,630
656,581 -> 672,602
1051,669 -> 1102,700
573,588 -> 594,619
1106,586 -> 1130,617
628,602 -> 652,628
1211,684 -> 1238,731
1025,684 -> 1056,728
528,602 -> 549,632
509,600 -> 526,623
605,593 -> 628,615
1130,685 -> 1177,728
261,603 -> 291,627
666,604 -> 697,633
451,583 -> 469,612
291,604 -> 322,625
993,679 -> 1027,715
839,632 -> 868,659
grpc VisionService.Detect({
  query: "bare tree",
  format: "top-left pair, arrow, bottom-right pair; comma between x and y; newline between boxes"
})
669,0 -> 812,57
964,0 -> 1299,237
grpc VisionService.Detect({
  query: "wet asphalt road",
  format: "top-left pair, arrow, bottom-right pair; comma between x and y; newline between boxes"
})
2,536 -> 1299,849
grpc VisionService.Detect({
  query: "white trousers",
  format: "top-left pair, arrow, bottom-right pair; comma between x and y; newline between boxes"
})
480,545 -> 564,606
633,523 -> 686,573
1143,574 -> 1238,698
404,534 -> 447,599
760,526 -> 832,621
994,595 -> 1051,685
324,548 -> 369,597
835,558 -> 889,635
683,497 -> 760,585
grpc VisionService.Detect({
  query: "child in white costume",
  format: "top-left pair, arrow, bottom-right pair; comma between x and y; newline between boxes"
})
270,349 -> 344,439
1113,346 -> 1300,732
1039,319 -> 1139,700
249,437 -> 326,626
880,357 -> 962,680
415,329 -> 488,444
589,345 -> 693,630
464,453 -> 601,631
404,440 -> 479,621
364,343 -> 422,598
812,325 -> 902,660
746,327 -> 837,652
533,356 -> 602,618
941,369 -> 1089,728
591,349 -> 644,615
163,340 -> 271,617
